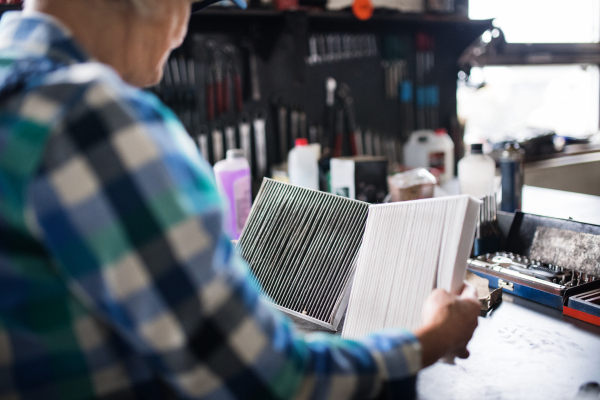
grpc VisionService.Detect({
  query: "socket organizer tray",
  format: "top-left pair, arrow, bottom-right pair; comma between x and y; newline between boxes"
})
468,212 -> 600,319
237,178 -> 480,333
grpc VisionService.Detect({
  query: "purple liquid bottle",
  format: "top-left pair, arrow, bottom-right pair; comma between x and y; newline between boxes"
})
213,149 -> 252,240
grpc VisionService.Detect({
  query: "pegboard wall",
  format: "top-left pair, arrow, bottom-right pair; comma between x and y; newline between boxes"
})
151,9 -> 491,183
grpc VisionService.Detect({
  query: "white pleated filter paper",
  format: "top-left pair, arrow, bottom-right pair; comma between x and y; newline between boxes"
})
341,195 -> 481,339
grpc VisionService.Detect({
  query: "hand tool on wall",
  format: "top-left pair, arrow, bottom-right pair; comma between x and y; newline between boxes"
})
205,40 -> 225,117
307,36 -> 321,65
222,59 -> 231,115
222,44 -> 240,115
215,58 -> 224,116
299,109 -> 308,139
186,57 -> 196,92
334,83 -> 357,157
170,56 -> 182,88
271,97 -> 288,163
205,55 -> 215,122
191,112 -> 209,161
364,129 -> 373,156
324,78 -> 337,155
373,132 -> 382,156
309,125 -> 318,144
317,35 -> 327,62
253,112 -> 267,178
243,39 -> 261,102
228,50 -> 244,114
212,125 -> 224,162
334,107 -> 344,157
225,123 -> 236,150
343,93 -> 358,156
400,78 -> 414,142
416,32 -> 435,129
239,117 -> 252,170
354,127 -> 363,156
197,124 -> 210,162
386,136 -> 397,165
290,107 -> 299,144
160,60 -> 173,108
176,55 -> 188,92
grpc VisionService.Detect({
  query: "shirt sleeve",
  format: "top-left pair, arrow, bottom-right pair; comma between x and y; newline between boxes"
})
27,78 -> 422,400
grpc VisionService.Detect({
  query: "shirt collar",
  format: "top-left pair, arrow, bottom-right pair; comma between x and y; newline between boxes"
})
0,11 -> 90,65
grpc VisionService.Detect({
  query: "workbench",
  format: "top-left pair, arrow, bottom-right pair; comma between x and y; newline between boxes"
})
291,185 -> 600,399
417,293 -> 600,400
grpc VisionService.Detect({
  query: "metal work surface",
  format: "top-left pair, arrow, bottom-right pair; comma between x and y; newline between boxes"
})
417,293 -> 600,400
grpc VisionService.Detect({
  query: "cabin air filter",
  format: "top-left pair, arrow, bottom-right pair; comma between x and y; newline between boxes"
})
237,179 -> 480,336
236,178 -> 369,331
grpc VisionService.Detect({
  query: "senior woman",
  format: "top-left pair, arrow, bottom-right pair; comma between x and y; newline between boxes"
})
0,0 -> 480,398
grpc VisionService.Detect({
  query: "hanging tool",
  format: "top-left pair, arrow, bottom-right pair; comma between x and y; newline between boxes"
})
416,32 -> 435,129
253,112 -> 267,178
205,40 -> 224,117
307,36 -> 321,65
373,132 -> 382,156
228,49 -> 244,114
222,44 -> 241,115
309,125 -> 318,144
239,116 -> 252,170
364,129 -> 373,156
324,78 -> 337,156
354,127 -> 363,156
225,124 -> 236,150
271,97 -> 288,163
205,55 -> 215,122
197,125 -> 210,162
290,107 -> 299,144
400,75 -> 414,142
334,107 -> 344,158
212,125 -> 224,162
334,83 -> 357,157
342,91 -> 358,156
299,109 -> 308,139
222,58 -> 231,115
243,37 -> 261,102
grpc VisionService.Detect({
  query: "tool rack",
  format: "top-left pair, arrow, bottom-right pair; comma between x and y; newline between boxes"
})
180,9 -> 491,180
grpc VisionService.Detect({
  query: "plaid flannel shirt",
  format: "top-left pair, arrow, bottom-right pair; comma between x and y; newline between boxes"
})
0,11 -> 422,400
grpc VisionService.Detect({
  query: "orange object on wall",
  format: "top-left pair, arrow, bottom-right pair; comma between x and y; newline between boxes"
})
352,0 -> 374,20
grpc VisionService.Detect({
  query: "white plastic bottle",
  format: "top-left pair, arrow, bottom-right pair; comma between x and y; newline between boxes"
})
213,149 -> 252,240
458,143 -> 496,199
402,129 -> 454,184
288,138 -> 319,190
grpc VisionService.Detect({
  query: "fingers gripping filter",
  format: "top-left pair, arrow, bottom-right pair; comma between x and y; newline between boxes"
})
237,179 -> 369,331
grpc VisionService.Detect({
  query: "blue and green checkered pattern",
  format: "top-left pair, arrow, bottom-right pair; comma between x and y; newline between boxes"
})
0,11 -> 422,400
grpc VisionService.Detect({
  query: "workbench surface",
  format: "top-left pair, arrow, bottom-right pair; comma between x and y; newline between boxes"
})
417,293 -> 600,400
289,185 -> 600,399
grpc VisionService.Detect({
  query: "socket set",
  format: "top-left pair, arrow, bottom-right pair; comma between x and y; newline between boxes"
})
469,251 -> 599,310
467,211 -> 600,311
468,253 -> 565,310
472,252 -> 598,285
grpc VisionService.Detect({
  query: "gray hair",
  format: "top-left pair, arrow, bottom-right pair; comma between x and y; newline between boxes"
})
128,0 -> 156,15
